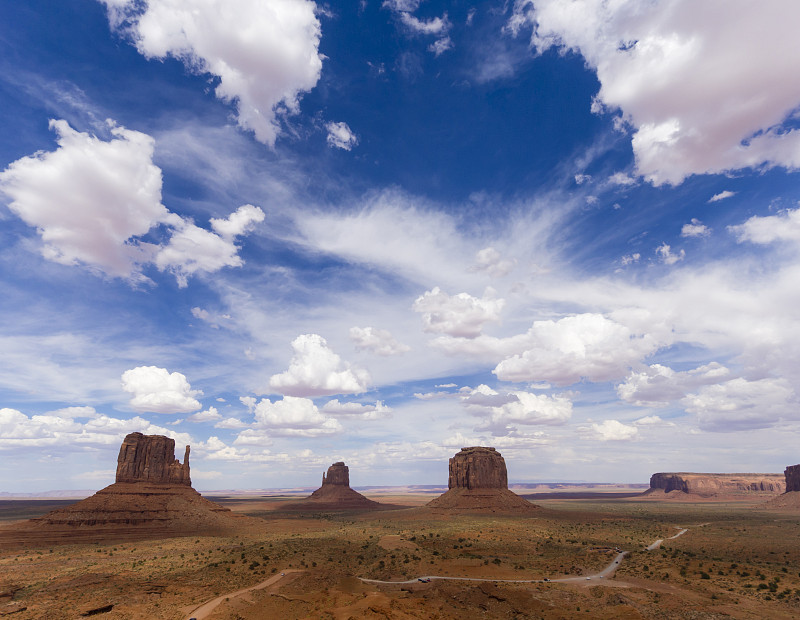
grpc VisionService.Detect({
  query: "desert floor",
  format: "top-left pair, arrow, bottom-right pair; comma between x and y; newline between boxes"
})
2,491 -> 799,619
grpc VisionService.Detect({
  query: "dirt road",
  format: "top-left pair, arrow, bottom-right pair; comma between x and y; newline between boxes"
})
184,569 -> 302,620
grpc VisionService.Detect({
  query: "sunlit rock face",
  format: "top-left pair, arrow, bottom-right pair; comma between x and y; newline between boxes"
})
116,432 -> 191,486
648,472 -> 784,495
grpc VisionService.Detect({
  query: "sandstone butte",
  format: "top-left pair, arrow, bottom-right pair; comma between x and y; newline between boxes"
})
765,464 -> 800,509
643,472 -> 785,499
282,462 -> 385,511
0,433 -> 252,548
427,447 -> 537,512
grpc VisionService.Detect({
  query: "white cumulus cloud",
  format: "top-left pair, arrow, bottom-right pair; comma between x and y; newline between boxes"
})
155,204 -> 264,287
269,334 -> 371,397
0,407 -> 191,449
617,362 -> 730,407
187,407 -> 223,423
349,326 -> 410,356
681,219 -> 711,238
470,247 -> 516,278
493,313 -> 659,386
100,0 -> 323,146
121,366 -> 202,414
461,384 -> 572,434
656,243 -> 685,265
586,419 -> 639,442
510,0 -> 800,185
325,121 -> 358,150
681,377 -> 798,432
413,287 -> 505,338
320,399 -> 392,419
253,396 -> 342,436
730,208 -> 800,245
0,121 -> 264,286
0,119 -> 165,280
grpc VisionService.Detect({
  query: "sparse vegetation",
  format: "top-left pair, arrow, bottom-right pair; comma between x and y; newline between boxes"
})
2,494 -> 800,618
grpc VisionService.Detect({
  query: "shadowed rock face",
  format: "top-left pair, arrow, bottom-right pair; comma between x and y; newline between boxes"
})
427,447 -> 536,513
785,465 -> 800,492
648,472 -> 784,496
448,447 -> 508,490
116,432 -> 191,486
321,462 -> 349,487
0,433 -> 254,546
286,462 -> 381,510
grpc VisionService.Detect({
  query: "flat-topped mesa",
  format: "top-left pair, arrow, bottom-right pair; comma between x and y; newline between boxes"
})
321,462 -> 349,487
785,465 -> 800,492
115,432 -> 191,486
648,472 -> 784,496
449,446 -> 508,490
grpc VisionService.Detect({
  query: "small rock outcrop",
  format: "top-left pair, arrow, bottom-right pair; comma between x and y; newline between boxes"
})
645,472 -> 784,498
116,432 -> 191,485
285,462 -> 383,511
785,465 -> 800,492
427,447 -> 537,512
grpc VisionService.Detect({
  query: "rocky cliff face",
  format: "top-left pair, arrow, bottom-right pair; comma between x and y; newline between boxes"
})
115,433 -> 191,486
0,433 -> 256,545
428,447 -> 536,512
321,462 -> 349,487
785,465 -> 800,492
448,447 -> 508,490
648,472 -> 784,496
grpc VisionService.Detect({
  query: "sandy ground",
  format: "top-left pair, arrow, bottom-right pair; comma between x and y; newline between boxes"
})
2,490 -> 800,618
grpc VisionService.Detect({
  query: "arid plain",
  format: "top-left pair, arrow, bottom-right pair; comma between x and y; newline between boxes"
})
3,490 -> 800,619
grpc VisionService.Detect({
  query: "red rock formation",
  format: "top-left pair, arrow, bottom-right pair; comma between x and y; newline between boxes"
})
646,472 -> 784,497
320,462 -> 349,487
116,432 -> 191,485
447,446 -> 508,489
428,447 -> 537,512
284,462 -> 385,511
785,465 -> 800,492
0,434 -> 253,547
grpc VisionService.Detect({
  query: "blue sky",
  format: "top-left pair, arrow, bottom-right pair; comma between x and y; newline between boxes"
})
2,0 -> 800,492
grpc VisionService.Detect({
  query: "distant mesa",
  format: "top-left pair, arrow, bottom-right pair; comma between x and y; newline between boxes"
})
643,472 -> 785,499
0,433 -> 251,547
282,462 -> 387,511
426,447 -> 537,512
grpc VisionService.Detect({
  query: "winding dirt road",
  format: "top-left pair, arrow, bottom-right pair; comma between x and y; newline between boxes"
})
184,569 -> 302,620
184,526 -> 691,617
359,526 -> 691,587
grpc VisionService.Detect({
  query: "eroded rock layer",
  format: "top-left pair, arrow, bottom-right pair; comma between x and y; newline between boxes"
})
116,432 -> 191,485
646,472 -> 784,497
428,447 -> 537,512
